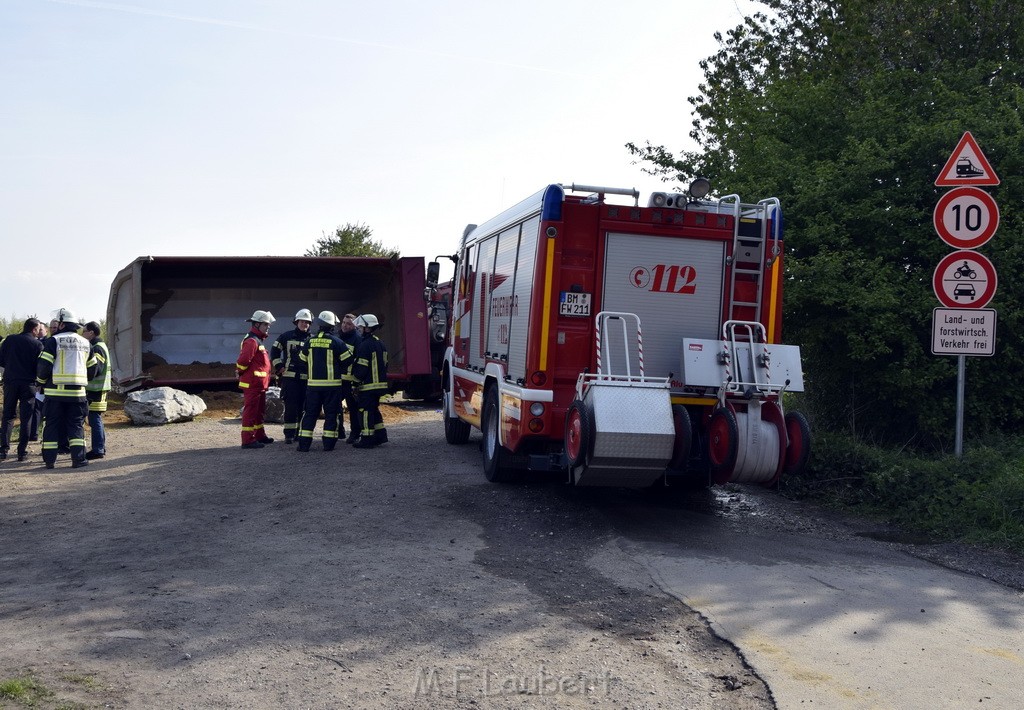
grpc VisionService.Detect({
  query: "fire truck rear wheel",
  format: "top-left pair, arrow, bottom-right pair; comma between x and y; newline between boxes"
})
708,406 -> 739,480
482,388 -> 515,483
783,410 -> 811,475
668,404 -> 693,471
564,400 -> 593,471
443,383 -> 471,445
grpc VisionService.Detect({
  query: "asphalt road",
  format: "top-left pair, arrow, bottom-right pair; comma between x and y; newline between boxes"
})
581,486 -> 1024,709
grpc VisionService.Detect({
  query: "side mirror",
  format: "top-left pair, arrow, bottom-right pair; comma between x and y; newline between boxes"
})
426,261 -> 440,288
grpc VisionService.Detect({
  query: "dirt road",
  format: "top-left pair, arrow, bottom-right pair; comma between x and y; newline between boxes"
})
0,398 -> 773,709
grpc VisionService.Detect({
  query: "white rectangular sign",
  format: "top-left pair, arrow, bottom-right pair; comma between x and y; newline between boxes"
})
932,308 -> 996,356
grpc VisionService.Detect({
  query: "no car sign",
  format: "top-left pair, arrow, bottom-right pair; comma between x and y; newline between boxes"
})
933,250 -> 997,309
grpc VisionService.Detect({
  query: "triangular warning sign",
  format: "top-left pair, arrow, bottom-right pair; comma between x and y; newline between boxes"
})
936,131 -> 1000,186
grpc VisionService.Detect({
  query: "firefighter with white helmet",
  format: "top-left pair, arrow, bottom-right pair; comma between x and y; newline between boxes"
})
295,310 -> 352,452
270,308 -> 313,443
35,307 -> 98,469
350,314 -> 389,448
236,309 -> 276,449
338,312 -> 363,444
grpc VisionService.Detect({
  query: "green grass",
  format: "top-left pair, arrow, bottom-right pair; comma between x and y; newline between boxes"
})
0,671 -> 101,709
781,430 -> 1024,553
0,674 -> 55,705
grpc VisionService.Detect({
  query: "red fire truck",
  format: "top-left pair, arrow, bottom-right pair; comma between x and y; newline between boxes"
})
430,182 -> 810,488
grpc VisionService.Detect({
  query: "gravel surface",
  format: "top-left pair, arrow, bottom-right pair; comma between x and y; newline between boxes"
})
0,396 -> 773,709
2,391 -> 1019,709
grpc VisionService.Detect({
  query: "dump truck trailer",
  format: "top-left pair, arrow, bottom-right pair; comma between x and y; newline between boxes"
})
106,255 -> 442,397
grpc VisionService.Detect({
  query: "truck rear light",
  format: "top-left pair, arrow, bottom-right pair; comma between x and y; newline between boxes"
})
530,371 -> 547,386
528,418 -> 544,433
530,402 -> 545,416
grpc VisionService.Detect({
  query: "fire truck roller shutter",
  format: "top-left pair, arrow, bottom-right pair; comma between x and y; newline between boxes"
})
602,233 -> 726,388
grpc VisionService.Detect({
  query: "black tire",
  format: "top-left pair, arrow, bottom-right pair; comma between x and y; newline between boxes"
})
708,406 -> 739,480
564,400 -> 593,470
442,380 -> 471,445
783,410 -> 811,475
482,388 -> 514,482
668,404 -> 693,471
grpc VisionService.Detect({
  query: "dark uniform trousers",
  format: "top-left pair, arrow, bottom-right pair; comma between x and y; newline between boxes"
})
356,389 -> 386,442
42,397 -> 88,466
297,386 -> 343,451
280,377 -> 307,441
1,381 -> 37,457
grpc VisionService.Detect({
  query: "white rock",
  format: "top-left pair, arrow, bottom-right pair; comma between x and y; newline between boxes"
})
124,387 -> 208,425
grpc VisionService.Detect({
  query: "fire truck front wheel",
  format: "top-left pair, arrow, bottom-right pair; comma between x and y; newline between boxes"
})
482,388 -> 515,483
443,382 -> 471,445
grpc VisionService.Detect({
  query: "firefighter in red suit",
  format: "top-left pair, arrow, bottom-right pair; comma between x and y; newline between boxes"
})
237,310 -> 276,449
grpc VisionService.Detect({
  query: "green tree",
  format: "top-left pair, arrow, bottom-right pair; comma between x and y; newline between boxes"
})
305,223 -> 398,258
629,0 -> 1024,446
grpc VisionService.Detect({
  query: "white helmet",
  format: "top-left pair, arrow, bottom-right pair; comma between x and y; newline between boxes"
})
248,310 -> 276,324
54,305 -> 83,325
55,307 -> 81,325
354,314 -> 379,329
293,308 -> 313,323
318,310 -> 339,326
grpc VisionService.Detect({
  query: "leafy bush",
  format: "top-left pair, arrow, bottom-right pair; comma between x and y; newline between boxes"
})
783,433 -> 1024,553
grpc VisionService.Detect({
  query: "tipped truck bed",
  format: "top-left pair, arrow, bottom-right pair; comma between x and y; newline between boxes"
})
107,256 -> 434,393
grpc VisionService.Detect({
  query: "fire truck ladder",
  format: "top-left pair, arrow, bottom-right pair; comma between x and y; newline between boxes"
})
720,196 -> 781,325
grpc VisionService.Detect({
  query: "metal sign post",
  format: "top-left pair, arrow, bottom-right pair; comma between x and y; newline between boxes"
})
933,132 -> 1000,457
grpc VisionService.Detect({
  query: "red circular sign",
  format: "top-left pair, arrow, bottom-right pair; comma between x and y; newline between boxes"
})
933,250 -> 997,308
933,187 -> 999,249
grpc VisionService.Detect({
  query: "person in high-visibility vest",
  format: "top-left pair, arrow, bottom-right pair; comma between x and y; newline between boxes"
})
350,314 -> 389,449
237,310 -> 276,449
82,321 -> 111,460
295,311 -> 352,452
35,308 -> 98,469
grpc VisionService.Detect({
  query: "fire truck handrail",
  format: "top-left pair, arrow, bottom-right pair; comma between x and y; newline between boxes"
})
563,184 -> 640,203
721,320 -> 781,396
594,311 -> 646,381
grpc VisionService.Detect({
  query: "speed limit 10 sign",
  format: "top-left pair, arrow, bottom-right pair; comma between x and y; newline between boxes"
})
933,186 -> 1000,249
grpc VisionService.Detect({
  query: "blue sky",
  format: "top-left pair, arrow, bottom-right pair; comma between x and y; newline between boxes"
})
1,0 -> 760,322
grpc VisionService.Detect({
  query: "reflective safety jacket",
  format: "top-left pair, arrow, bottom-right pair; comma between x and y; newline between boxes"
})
338,329 -> 362,383
298,328 -> 352,388
351,334 -> 388,392
36,331 -> 98,399
86,338 -> 112,412
236,327 -> 272,391
270,327 -> 311,380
